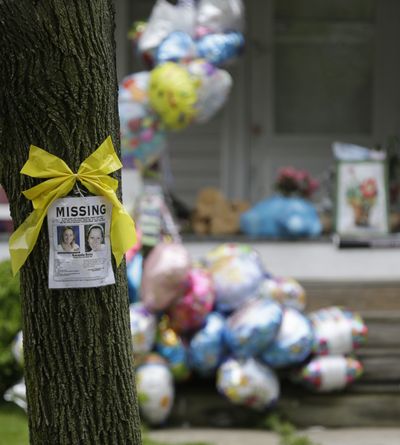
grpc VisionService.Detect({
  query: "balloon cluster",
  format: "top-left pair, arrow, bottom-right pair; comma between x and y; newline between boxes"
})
119,0 -> 245,168
8,241 -> 367,423
124,241 -> 368,425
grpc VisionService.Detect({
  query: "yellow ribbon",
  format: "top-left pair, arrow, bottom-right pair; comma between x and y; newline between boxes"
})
9,136 -> 136,275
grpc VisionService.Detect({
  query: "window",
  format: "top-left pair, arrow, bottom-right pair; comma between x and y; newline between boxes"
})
274,0 -> 375,134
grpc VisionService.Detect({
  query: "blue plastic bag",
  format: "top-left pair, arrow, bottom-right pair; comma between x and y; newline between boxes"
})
240,195 -> 322,238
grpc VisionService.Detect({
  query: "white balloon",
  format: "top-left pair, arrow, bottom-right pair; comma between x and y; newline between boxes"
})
136,362 -> 175,425
217,357 -> 280,410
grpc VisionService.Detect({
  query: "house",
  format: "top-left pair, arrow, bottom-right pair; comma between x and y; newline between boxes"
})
114,0 -> 400,426
115,0 -> 400,207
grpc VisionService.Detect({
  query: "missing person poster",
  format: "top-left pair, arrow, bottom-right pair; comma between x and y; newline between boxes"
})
47,196 -> 115,289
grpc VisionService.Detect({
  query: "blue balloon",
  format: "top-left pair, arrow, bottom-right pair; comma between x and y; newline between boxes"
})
197,32 -> 245,66
260,308 -> 314,368
223,298 -> 283,358
156,332 -> 190,381
189,312 -> 226,375
156,31 -> 196,65
127,253 -> 143,304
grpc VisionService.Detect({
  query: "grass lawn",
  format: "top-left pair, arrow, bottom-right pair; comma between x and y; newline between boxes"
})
0,403 -> 210,445
0,403 -> 29,445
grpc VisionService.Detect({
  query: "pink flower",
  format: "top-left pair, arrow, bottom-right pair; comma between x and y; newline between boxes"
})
360,178 -> 377,199
277,166 -> 297,181
294,170 -> 308,182
275,166 -> 319,198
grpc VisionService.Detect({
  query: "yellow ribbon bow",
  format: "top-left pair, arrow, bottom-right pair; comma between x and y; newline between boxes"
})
9,136 -> 136,275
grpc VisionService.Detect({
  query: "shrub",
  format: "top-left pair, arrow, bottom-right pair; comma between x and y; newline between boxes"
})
0,260 -> 22,397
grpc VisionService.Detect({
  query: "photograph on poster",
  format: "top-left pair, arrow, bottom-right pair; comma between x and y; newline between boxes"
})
84,224 -> 106,253
56,225 -> 80,252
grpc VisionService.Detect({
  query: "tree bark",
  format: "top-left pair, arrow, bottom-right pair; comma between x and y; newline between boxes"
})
0,1 -> 142,444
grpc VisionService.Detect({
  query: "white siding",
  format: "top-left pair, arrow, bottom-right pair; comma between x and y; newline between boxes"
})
167,115 -> 224,206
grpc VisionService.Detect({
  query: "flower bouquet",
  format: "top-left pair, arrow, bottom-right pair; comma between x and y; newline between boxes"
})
274,167 -> 319,199
346,177 -> 378,226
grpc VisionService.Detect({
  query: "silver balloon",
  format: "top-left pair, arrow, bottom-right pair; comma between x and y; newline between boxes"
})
217,357 -> 280,410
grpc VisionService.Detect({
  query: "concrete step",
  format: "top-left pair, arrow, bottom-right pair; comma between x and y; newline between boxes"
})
148,427 -> 400,445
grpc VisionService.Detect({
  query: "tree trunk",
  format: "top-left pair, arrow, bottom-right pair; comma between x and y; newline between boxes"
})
0,1 -> 142,444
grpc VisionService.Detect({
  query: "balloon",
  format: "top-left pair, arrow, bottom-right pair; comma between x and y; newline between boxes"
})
141,242 -> 191,312
119,72 -> 166,169
128,21 -> 154,68
196,32 -> 245,66
12,330 -> 24,367
217,357 -> 280,410
118,102 -> 166,169
258,276 -> 306,312
3,379 -> 27,412
167,267 -> 215,333
136,354 -> 175,425
129,303 -> 157,355
187,59 -> 232,123
189,312 -> 226,375
125,228 -> 142,263
207,244 -> 266,313
128,20 -> 147,45
202,242 -> 250,266
196,0 -> 245,36
308,306 -> 368,355
119,72 -> 150,104
127,253 -> 143,304
148,62 -> 198,130
224,298 -> 283,358
156,316 -> 190,381
156,31 -> 197,65
138,0 -> 196,55
293,355 -> 363,392
261,308 -> 314,368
